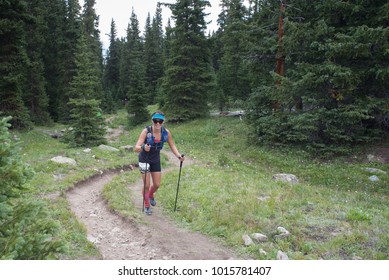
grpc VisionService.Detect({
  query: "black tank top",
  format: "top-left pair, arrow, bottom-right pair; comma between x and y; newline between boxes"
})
138,126 -> 168,163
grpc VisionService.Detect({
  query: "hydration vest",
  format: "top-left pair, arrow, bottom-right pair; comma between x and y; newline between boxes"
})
145,126 -> 168,151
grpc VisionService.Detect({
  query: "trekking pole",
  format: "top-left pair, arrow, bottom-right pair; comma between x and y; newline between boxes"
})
142,145 -> 150,213
174,154 -> 184,212
142,162 -> 147,213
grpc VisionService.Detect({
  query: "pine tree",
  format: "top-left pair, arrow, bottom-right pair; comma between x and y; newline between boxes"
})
81,0 -> 104,101
40,0 -> 67,121
126,9 -> 149,125
0,117 -> 65,259
161,0 -> 214,120
143,4 -> 165,103
103,19 -> 121,105
24,0 -> 52,125
65,33 -> 106,147
57,0 -> 82,122
0,0 -> 32,129
246,0 -> 389,154
164,19 -> 173,61
217,0 -> 250,111
67,97 -> 106,147
144,10 -> 165,102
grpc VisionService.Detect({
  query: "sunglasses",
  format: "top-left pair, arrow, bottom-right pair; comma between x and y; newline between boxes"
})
153,119 -> 164,124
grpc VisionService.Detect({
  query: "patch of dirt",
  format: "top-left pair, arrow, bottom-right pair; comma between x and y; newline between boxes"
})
66,150 -> 241,260
105,125 -> 125,142
367,145 -> 389,164
344,142 -> 389,164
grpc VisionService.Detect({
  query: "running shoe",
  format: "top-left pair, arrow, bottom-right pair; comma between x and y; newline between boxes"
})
144,207 -> 152,215
150,198 -> 157,206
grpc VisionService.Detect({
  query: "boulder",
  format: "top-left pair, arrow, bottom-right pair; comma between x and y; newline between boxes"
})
277,250 -> 289,260
242,234 -> 254,246
272,173 -> 299,184
98,144 -> 120,152
369,175 -> 379,182
120,145 -> 134,152
50,156 -> 77,166
251,233 -> 268,242
275,226 -> 291,239
361,168 -> 386,174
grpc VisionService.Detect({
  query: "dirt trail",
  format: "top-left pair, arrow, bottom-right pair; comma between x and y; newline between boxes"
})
67,148 -> 241,260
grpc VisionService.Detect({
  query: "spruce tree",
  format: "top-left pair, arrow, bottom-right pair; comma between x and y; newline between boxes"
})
0,117 -> 65,259
246,0 -> 389,154
65,33 -> 106,147
81,0 -> 104,101
103,19 -> 121,106
143,5 -> 165,103
0,0 -> 32,129
217,0 -> 250,111
40,0 -> 68,121
161,0 -> 214,120
57,0 -> 82,122
126,9 -> 149,125
118,22 -> 133,103
24,0 -> 52,125
144,12 -> 165,102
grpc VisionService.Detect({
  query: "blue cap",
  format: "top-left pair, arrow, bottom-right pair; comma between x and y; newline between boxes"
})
152,113 -> 165,120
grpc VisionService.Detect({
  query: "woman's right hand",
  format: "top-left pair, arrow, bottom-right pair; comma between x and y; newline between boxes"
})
143,144 -> 151,152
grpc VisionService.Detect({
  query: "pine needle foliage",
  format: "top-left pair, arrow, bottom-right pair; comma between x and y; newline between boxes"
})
161,0 -> 214,120
245,0 -> 389,155
0,117 -> 66,259
0,0 -> 32,129
64,33 -> 106,147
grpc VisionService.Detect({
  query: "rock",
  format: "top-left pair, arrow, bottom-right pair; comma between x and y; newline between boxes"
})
98,144 -> 120,152
242,234 -> 254,246
53,173 -> 66,180
50,156 -> 77,166
87,235 -> 99,244
277,250 -> 289,260
259,249 -> 267,256
83,148 -> 92,153
367,154 -> 375,162
251,233 -> 268,242
277,227 -> 290,235
367,154 -> 386,163
361,168 -> 386,174
49,132 -> 63,139
257,195 -> 271,202
275,226 -> 290,239
211,111 -> 245,117
272,173 -> 299,184
120,145 -> 134,152
369,175 -> 379,182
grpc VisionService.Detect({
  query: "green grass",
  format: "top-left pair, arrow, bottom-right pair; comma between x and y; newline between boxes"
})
157,117 -> 389,260
16,125 -> 138,195
48,197 -> 102,259
102,171 -> 140,220
16,110 -> 389,259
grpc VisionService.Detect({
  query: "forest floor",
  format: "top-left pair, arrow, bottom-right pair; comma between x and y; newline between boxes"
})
66,126 -> 241,260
